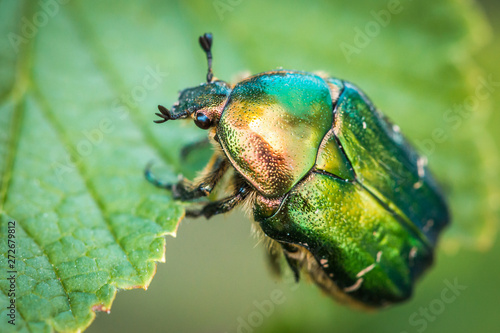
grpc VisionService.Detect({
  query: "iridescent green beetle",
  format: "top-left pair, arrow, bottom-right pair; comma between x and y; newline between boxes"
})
146,33 -> 449,308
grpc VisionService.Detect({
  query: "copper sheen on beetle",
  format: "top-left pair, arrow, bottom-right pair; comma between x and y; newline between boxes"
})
146,33 -> 449,308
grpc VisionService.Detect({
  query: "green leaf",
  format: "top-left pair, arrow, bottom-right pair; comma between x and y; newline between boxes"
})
1,0 -> 498,332
0,1 -> 190,332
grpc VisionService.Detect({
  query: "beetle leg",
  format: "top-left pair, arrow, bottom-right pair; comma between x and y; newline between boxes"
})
265,239 -> 284,277
180,138 -> 210,161
280,243 -> 302,282
145,152 -> 229,201
185,176 -> 252,219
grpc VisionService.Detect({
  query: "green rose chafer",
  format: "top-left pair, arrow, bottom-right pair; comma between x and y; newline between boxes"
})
147,33 -> 449,308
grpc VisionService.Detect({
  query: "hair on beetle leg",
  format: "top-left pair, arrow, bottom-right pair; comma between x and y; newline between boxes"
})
250,222 -> 287,278
190,148 -> 228,185
250,220 -> 274,249
241,190 -> 257,219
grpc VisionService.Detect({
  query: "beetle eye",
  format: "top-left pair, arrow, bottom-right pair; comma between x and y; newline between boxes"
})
194,112 -> 212,129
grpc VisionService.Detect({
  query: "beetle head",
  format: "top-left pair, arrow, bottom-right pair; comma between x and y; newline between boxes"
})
155,33 -> 231,130
155,81 -> 231,129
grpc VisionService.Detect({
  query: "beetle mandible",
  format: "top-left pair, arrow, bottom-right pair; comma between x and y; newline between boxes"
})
146,33 -> 449,308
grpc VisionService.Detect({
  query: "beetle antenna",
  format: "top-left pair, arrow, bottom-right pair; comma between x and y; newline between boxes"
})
154,105 -> 172,123
199,33 -> 213,83
154,105 -> 188,123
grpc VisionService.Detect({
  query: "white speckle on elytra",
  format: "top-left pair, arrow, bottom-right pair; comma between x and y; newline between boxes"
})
356,263 -> 375,278
409,247 -> 418,259
344,278 -> 364,293
417,156 -> 427,178
423,219 -> 434,233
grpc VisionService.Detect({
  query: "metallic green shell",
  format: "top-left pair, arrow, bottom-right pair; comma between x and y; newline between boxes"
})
315,133 -> 355,181
334,82 -> 449,244
217,71 -> 333,198
256,172 -> 433,306
252,77 -> 449,306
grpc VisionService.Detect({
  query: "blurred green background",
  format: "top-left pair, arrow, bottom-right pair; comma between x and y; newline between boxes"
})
84,0 -> 499,332
3,0 -> 498,332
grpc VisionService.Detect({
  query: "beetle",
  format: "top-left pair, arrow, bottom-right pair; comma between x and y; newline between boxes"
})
146,33 -> 449,308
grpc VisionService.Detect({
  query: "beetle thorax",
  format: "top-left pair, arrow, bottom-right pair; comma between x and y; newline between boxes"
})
217,71 -> 334,198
